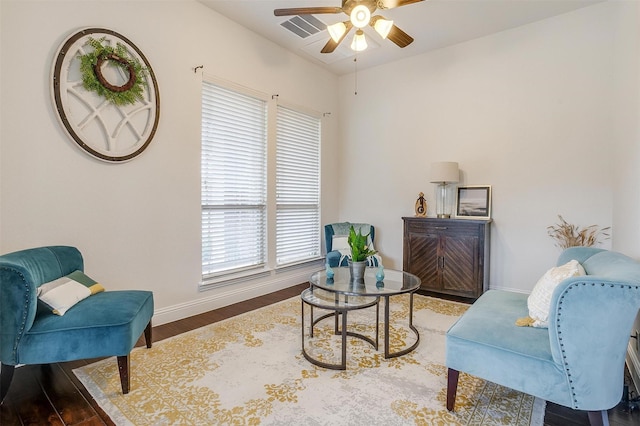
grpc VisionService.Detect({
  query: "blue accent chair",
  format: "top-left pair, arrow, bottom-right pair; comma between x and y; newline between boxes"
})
324,222 -> 380,267
446,247 -> 640,426
0,246 -> 154,403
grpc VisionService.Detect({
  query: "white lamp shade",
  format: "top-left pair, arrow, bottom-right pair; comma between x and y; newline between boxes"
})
350,5 -> 371,28
430,162 -> 459,183
327,22 -> 347,43
351,30 -> 368,51
373,18 -> 393,39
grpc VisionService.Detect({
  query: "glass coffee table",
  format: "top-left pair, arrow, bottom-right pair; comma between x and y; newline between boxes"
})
302,267 -> 421,369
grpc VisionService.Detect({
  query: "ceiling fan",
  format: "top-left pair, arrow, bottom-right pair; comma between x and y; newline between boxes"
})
274,0 -> 423,53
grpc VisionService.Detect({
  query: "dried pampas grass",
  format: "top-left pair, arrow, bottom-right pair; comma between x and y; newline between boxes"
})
547,215 -> 610,249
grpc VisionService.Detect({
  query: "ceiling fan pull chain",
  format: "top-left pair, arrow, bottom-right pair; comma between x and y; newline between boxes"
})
354,56 -> 358,95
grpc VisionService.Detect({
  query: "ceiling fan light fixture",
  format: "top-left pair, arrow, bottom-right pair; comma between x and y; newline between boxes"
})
351,29 -> 367,52
350,5 -> 371,28
374,18 -> 393,39
327,21 -> 347,43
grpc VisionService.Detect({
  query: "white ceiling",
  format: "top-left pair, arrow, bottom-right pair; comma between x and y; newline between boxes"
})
198,0 -> 602,75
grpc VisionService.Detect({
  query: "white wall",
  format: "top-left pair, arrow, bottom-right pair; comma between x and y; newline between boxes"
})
0,0 -> 340,324
2,0 -> 638,322
0,0 -> 3,242
609,0 -> 640,396
611,1 -> 640,259
338,1 -> 633,293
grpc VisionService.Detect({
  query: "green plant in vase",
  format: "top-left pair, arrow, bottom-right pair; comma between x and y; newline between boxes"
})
348,226 -> 377,261
347,226 -> 377,282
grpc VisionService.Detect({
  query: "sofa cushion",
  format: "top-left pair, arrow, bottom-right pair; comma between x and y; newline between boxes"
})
332,235 -> 350,257
37,270 -> 104,316
526,259 -> 585,328
446,290 -> 572,406
19,290 -> 153,364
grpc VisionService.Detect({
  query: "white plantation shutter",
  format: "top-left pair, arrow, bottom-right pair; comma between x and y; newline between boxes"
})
276,106 -> 321,266
201,81 -> 267,277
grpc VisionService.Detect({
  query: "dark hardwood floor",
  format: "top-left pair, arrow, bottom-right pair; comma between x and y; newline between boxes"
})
1,283 -> 638,425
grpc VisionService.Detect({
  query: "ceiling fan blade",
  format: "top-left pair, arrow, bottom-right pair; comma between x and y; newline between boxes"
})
321,39 -> 340,54
321,21 -> 353,53
274,7 -> 342,16
387,24 -> 414,48
377,0 -> 423,10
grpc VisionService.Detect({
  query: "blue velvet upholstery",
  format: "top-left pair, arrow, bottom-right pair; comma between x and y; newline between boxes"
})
324,222 -> 380,267
445,248 -> 640,425
0,246 -> 154,401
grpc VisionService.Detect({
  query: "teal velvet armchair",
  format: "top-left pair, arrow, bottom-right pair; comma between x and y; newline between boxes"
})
446,248 -> 640,426
0,246 -> 154,403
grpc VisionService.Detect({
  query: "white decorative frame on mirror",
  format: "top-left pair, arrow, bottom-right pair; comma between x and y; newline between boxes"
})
51,28 -> 160,162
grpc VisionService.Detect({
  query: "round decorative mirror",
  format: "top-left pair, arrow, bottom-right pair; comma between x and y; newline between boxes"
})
51,28 -> 160,162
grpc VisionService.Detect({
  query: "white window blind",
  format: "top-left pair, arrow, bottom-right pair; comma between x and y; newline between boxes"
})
201,81 -> 267,278
276,105 -> 321,266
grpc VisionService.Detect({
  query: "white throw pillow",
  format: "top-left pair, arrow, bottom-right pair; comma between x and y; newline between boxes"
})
527,259 -> 586,328
332,236 -> 350,253
37,272 -> 105,316
38,277 -> 91,316
332,235 -> 351,265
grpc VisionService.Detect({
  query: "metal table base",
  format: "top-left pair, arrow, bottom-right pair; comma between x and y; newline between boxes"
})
301,288 -> 379,370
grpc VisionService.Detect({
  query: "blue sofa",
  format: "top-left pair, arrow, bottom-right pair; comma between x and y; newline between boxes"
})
446,247 -> 640,426
0,246 -> 154,403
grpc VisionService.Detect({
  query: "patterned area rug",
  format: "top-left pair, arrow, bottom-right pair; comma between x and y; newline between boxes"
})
74,294 -> 545,425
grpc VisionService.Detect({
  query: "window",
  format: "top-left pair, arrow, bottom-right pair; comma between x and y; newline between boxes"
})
276,106 -> 321,266
201,82 -> 267,278
201,80 -> 321,283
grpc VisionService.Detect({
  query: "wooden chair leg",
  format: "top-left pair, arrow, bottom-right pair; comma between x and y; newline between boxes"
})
0,363 -> 16,404
144,320 -> 153,349
117,355 -> 130,394
587,410 -> 609,426
117,322 -> 151,395
446,368 -> 460,411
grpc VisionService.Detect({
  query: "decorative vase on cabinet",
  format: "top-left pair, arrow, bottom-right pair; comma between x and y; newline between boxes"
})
402,217 -> 491,300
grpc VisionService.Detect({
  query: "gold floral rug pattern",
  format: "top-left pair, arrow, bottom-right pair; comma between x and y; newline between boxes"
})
74,294 -> 545,425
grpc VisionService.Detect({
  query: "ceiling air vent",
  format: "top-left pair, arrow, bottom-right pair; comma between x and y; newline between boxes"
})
280,15 -> 326,38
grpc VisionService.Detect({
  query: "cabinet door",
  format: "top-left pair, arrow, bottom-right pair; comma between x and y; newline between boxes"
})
441,234 -> 479,297
406,232 -> 440,291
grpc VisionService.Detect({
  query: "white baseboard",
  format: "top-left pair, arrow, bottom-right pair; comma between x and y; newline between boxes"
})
151,266 -> 317,326
487,284 -> 529,295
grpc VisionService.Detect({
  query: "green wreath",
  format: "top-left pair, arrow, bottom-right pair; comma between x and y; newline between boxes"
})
79,37 -> 148,106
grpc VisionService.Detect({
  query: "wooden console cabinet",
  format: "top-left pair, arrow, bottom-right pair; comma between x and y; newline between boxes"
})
402,217 -> 491,300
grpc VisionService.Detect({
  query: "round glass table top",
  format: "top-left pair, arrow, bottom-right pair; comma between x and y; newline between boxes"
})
309,267 -> 421,296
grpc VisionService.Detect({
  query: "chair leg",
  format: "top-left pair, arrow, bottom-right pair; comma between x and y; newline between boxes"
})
117,355 -> 130,394
0,363 -> 16,404
118,322 -> 152,395
446,368 -> 459,411
587,410 -> 609,426
144,320 -> 153,349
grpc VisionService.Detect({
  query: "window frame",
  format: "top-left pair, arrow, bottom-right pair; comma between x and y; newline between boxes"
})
200,76 -> 322,287
274,103 -> 322,268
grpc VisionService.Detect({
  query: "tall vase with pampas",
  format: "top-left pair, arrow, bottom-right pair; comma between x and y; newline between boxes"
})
547,215 -> 610,249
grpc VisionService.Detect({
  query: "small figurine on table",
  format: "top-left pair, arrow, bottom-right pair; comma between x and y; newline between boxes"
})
415,192 -> 427,217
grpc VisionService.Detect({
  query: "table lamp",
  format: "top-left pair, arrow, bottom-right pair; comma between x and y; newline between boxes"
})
430,162 -> 459,218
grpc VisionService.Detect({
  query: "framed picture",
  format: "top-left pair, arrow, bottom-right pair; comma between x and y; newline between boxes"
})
455,185 -> 492,219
